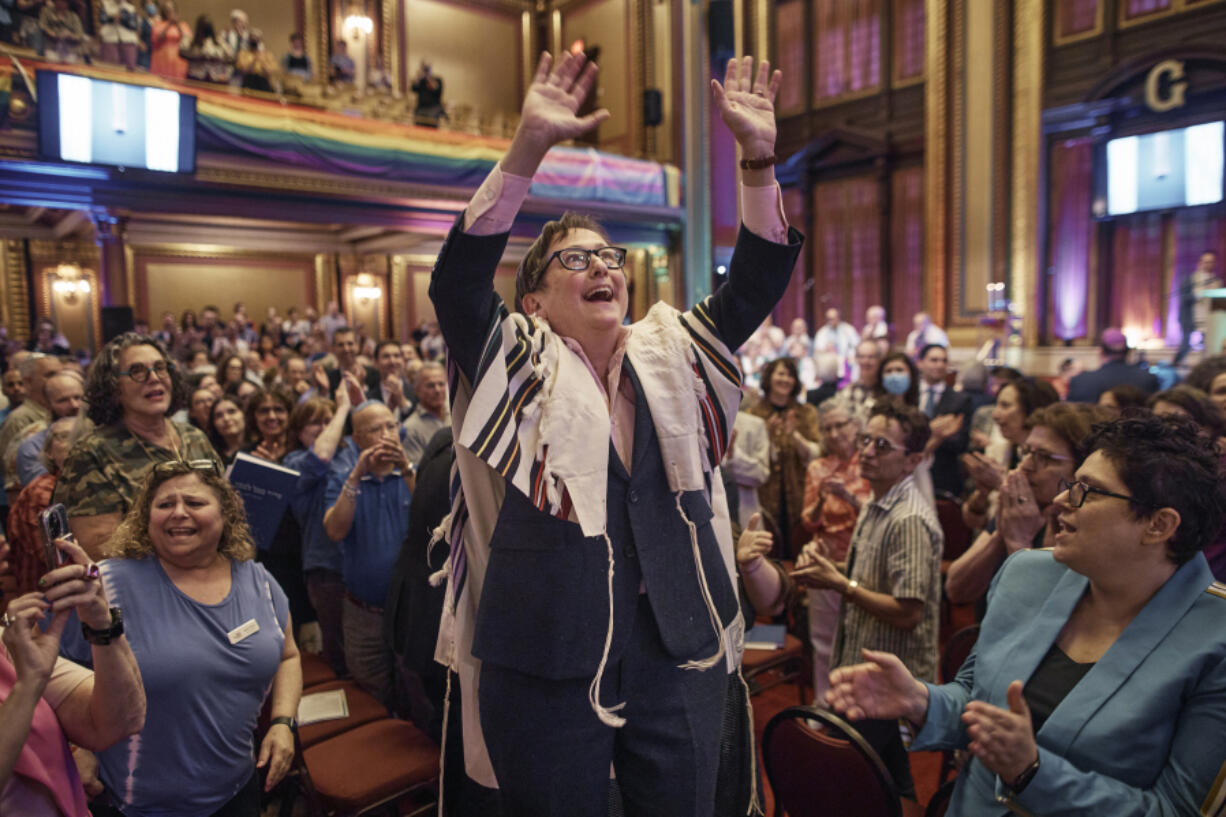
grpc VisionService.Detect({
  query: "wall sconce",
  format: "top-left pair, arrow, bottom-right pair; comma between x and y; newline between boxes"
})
353,273 -> 382,303
52,262 -> 91,304
343,13 -> 374,35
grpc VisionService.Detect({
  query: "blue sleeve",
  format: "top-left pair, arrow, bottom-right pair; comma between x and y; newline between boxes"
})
428,213 -> 514,383
699,224 -> 803,352
324,466 -> 347,512
288,450 -> 330,516
16,436 -> 48,485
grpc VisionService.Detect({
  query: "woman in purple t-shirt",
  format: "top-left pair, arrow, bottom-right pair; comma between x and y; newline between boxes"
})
63,461 -> 301,817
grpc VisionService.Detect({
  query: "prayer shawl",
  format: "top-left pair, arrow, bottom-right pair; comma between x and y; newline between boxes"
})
433,297 -> 747,790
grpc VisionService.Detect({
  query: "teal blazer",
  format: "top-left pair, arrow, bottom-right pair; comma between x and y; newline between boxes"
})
912,549 -> 1226,816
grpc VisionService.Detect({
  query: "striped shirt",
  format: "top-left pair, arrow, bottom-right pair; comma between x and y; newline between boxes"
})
831,474 -> 943,681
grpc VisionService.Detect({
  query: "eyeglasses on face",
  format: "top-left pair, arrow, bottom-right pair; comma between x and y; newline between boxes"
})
548,246 -> 628,272
118,360 -> 173,383
1057,478 -> 1145,509
255,405 -> 288,416
1019,444 -> 1073,469
855,433 -> 907,454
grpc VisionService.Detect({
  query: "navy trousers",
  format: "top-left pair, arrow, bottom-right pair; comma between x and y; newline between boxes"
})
479,595 -> 727,817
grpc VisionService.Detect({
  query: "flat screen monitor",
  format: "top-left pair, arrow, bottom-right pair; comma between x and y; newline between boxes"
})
36,71 -> 197,173
1095,121 -> 1224,218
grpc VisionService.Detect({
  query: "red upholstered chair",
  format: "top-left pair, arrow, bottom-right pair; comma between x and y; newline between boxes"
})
762,706 -> 902,817
300,651 -> 339,690
938,624 -> 979,785
742,631 -> 808,704
924,779 -> 958,817
296,680 -> 388,749
934,493 -> 974,631
299,718 -> 440,817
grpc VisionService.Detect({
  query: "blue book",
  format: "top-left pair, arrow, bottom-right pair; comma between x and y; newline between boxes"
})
226,452 -> 301,552
744,623 -> 787,651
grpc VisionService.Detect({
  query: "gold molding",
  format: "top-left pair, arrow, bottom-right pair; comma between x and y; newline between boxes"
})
1052,0 -> 1103,46
133,244 -> 319,262
1012,0 -> 1043,348
315,253 -> 335,310
1118,0 -> 1225,30
306,0 -> 325,85
923,0 -> 946,327
1,240 -> 30,341
382,0 -> 399,96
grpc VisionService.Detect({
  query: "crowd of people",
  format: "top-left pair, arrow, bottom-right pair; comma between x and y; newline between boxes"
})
0,49 -> 1225,817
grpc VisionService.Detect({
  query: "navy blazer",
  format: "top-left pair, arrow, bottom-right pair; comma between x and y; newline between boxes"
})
1066,360 -> 1159,403
912,549 -> 1226,815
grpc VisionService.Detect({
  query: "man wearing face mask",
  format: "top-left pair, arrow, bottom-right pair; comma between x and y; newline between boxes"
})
323,401 -> 414,708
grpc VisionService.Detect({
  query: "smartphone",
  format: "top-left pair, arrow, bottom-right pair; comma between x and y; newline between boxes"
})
40,503 -> 74,570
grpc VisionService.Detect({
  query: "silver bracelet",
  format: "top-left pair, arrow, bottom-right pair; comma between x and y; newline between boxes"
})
341,481 -> 360,499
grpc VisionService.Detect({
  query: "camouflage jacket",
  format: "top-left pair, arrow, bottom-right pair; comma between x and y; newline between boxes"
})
54,421 -> 221,519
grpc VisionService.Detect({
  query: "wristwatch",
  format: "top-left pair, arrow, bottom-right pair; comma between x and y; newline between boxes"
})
81,607 -> 124,645
843,579 -> 859,600
1006,754 -> 1041,795
270,716 -> 298,733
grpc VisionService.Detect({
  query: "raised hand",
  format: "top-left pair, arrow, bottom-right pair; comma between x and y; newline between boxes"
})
2,593 -> 68,690
510,52 -> 611,162
961,681 -> 1039,785
736,513 -> 773,566
998,470 -> 1043,553
711,56 -> 782,160
826,648 -> 930,724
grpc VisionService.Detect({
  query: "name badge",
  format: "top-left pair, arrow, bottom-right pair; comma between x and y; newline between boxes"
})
228,618 -> 260,645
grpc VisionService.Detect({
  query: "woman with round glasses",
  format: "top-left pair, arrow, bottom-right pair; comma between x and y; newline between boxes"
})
55,333 -> 222,558
946,402 -> 1111,607
962,377 -> 1059,530
829,413 -> 1226,816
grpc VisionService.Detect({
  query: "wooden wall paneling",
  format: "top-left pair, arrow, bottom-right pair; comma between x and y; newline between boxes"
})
890,166 -> 925,334
775,0 -> 807,117
923,0 -> 948,328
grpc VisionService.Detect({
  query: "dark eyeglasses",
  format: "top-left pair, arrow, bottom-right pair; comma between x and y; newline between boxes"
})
1057,478 -> 1146,509
255,405 -> 288,416
118,360 -> 173,383
855,433 -> 907,454
547,246 -> 628,272
153,458 -> 221,477
1019,445 -> 1073,469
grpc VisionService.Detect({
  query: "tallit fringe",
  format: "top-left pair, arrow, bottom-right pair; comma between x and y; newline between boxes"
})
737,669 -> 764,816
588,532 -> 628,727
437,669 -> 453,817
673,490 -> 726,671
427,513 -> 452,589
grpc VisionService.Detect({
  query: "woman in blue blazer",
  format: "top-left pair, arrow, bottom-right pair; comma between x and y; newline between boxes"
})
828,413 -> 1226,816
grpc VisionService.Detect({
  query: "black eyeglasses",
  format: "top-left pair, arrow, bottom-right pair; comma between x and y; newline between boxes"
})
855,433 -> 907,454
1019,445 -> 1073,469
547,246 -> 628,272
1057,478 -> 1146,509
118,360 -> 174,383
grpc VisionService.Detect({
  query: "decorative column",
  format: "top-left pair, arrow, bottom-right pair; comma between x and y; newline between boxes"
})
1011,0 -> 1044,348
680,0 -> 711,304
92,211 -> 128,307
923,0 -> 948,327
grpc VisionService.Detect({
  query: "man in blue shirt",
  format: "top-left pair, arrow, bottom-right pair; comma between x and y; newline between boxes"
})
323,401 -> 413,708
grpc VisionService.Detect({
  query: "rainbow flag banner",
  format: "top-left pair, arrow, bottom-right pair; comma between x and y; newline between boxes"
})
195,94 -> 678,208
2,60 -> 680,209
